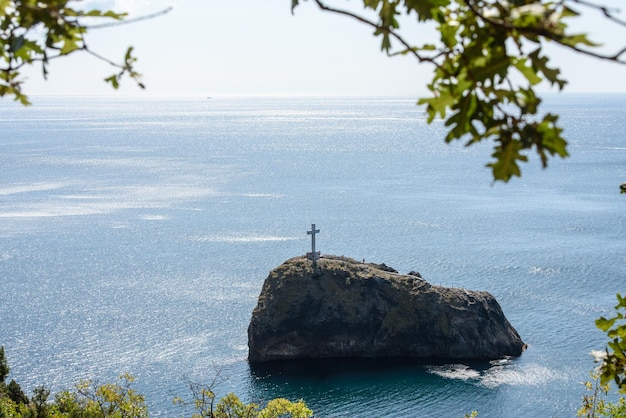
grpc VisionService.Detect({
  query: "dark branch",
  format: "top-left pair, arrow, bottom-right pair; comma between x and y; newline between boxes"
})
568,0 -> 626,28
311,0 -> 438,67
466,0 -> 626,64
82,46 -> 124,69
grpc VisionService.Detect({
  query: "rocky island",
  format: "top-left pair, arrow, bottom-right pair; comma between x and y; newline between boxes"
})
248,255 -> 526,363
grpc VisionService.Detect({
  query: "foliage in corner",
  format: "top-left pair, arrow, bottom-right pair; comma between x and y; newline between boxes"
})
596,294 -> 626,393
3,1 -> 625,182
1,346 -> 312,417
0,0 -> 143,105
292,0 -> 626,181
0,352 -> 149,418
578,371 -> 626,418
578,294 -> 626,417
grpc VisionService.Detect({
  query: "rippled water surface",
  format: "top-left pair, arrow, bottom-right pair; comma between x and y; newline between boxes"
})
1,95 -> 625,417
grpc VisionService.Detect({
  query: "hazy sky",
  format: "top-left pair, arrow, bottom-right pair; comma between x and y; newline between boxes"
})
23,0 -> 626,97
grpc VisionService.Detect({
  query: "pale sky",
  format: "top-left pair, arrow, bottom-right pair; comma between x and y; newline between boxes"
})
23,0 -> 626,97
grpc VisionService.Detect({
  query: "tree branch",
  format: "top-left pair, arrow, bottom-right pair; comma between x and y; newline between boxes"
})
86,7 -> 173,29
311,0 -> 439,66
568,0 -> 626,28
465,0 -> 626,64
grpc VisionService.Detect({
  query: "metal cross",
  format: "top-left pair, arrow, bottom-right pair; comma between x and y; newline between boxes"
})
307,223 -> 320,261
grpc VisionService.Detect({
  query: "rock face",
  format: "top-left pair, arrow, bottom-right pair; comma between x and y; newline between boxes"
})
248,256 -> 526,363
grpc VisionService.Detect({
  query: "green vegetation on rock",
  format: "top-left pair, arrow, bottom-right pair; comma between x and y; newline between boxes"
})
578,294 -> 626,417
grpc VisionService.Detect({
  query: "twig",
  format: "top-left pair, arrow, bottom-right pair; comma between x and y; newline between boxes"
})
312,0 -> 438,66
465,0 -> 626,64
568,0 -> 626,28
86,6 -> 173,29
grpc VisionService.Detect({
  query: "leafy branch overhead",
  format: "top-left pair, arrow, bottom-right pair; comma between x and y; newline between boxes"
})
2,1 -> 625,181
294,0 -> 626,181
0,0 -> 151,105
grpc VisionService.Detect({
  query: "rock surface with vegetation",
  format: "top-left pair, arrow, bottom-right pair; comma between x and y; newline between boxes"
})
248,256 -> 526,362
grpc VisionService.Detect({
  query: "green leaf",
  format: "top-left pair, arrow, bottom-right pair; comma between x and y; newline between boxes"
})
124,46 -> 135,63
60,37 -> 80,55
404,0 -> 450,21
529,49 -> 566,90
440,21 -> 459,48
514,58 -> 542,85
102,10 -> 127,19
562,6 -> 580,18
85,10 -> 105,17
445,92 -> 478,141
561,33 -> 599,48
418,91 -> 453,122
536,114 -> 568,158
380,33 -> 392,52
364,0 -> 381,10
0,0 -> 10,18
488,139 -> 527,181
418,43 -> 437,51
471,55 -> 511,83
105,75 -> 120,89
598,317 -> 619,333
10,35 -> 25,53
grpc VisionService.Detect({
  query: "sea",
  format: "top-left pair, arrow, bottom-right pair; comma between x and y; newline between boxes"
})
0,94 -> 624,417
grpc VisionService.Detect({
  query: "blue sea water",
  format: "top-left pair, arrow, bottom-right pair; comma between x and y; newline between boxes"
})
0,95 -> 625,417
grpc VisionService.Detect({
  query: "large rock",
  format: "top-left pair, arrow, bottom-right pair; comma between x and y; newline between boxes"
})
248,255 -> 526,362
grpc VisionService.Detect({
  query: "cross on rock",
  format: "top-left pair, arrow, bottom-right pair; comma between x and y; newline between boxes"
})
306,223 -> 320,261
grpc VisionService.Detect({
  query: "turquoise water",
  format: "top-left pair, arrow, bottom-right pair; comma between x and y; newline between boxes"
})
1,95 -> 625,416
